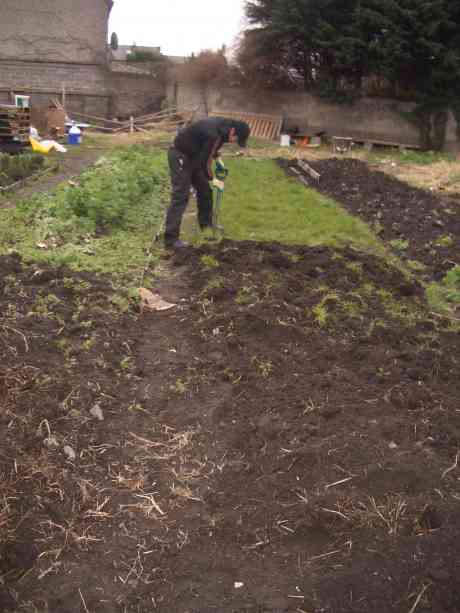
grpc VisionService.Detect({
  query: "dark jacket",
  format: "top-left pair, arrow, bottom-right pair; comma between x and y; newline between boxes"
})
173,118 -> 234,179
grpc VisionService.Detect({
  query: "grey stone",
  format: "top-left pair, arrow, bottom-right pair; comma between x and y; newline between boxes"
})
43,435 -> 59,450
90,404 -> 104,421
63,445 -> 76,461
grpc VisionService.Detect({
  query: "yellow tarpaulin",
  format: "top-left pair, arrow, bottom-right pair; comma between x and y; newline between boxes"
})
29,136 -> 67,154
29,136 -> 54,154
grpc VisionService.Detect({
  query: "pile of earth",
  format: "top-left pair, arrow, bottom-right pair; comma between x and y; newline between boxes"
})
279,158 -> 460,282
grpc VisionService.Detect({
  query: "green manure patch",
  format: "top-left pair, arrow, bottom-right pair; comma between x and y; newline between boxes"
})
217,159 -> 384,254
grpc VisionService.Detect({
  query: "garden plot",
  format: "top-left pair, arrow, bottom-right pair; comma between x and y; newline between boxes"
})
1,144 -> 460,613
0,132 -> 151,210
280,158 -> 460,313
0,153 -> 50,192
1,237 -> 459,613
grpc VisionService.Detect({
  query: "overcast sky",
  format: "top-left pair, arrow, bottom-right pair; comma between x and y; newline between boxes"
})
109,0 -> 247,57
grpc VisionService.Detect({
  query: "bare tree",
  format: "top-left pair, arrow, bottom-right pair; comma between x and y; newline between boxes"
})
175,49 -> 228,115
127,45 -> 171,89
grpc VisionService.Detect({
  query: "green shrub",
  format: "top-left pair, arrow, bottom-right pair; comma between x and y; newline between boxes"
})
0,152 -> 45,187
21,147 -> 165,242
60,148 -> 161,227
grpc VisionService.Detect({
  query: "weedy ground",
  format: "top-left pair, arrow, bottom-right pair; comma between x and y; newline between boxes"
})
0,145 -> 169,287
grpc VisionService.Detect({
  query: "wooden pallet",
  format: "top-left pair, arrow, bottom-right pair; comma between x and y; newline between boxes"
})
298,160 -> 321,183
210,110 -> 283,141
0,106 -> 30,143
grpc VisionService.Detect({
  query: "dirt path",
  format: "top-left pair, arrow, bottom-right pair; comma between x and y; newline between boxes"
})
1,237 -> 459,612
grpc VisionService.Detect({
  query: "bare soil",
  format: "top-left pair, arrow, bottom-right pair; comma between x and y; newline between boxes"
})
1,233 -> 460,612
280,158 -> 460,283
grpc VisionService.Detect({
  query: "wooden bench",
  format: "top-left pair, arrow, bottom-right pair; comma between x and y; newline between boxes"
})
332,136 -> 354,153
332,135 -> 421,153
352,137 -> 421,152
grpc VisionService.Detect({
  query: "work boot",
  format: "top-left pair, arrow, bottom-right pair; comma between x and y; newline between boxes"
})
200,226 -> 218,241
165,239 -> 189,250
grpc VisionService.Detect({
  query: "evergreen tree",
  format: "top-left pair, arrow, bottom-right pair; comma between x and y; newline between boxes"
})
352,0 -> 460,147
243,0 -> 460,147
110,32 -> 119,51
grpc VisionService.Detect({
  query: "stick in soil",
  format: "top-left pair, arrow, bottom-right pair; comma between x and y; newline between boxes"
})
431,311 -> 460,323
307,549 -> 341,562
442,451 -> 459,479
2,325 -> 29,352
408,583 -> 430,613
325,477 -> 353,489
79,588 -> 91,613
321,507 -> 350,521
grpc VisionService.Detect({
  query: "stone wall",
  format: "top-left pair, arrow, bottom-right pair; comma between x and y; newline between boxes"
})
109,72 -> 164,118
0,0 -> 111,65
169,82 -> 459,150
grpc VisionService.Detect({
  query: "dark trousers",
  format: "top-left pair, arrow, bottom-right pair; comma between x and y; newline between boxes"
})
165,147 -> 213,245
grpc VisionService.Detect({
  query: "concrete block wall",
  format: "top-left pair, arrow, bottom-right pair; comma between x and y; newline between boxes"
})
109,73 -> 165,118
0,61 -> 110,96
0,60 -> 166,118
0,60 -> 111,115
170,82 -> 459,150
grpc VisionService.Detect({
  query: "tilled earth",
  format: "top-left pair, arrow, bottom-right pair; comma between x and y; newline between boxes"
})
280,158 -> 460,282
1,236 -> 460,613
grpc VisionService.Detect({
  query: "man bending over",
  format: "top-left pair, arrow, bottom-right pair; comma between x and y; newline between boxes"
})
164,117 -> 250,249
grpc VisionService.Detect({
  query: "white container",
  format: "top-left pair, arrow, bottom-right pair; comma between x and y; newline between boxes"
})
68,124 -> 82,145
280,134 -> 291,147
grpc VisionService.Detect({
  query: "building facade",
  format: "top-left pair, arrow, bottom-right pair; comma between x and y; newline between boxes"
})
0,0 -> 164,117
